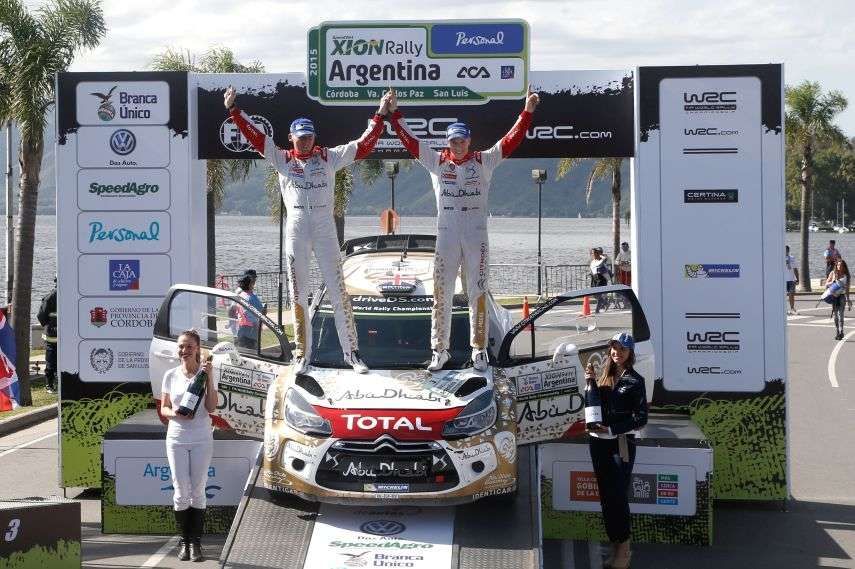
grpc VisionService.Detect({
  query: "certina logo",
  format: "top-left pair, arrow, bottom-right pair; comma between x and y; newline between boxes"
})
684,190 -> 739,204
342,414 -> 432,432
688,365 -> 742,375
359,520 -> 406,536
684,127 -> 740,136
457,66 -> 490,79
91,85 -> 159,121
683,91 -> 737,112
89,347 -> 114,373
684,264 -> 740,278
526,125 -> 613,140
686,331 -> 740,352
220,115 -> 274,153
109,129 -> 136,155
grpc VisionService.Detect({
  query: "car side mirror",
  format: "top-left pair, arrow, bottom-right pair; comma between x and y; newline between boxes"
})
212,341 -> 242,366
552,342 -> 579,365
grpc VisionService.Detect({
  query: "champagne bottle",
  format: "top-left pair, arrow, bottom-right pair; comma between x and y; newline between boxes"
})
176,355 -> 213,417
584,363 -> 603,428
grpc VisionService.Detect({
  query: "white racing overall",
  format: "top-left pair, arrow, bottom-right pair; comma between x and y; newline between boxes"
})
389,110 -> 532,352
230,108 -> 384,360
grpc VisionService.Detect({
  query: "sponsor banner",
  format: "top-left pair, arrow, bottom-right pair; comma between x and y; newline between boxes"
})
77,211 -> 170,254
218,364 -> 276,395
195,70 -> 634,159
307,20 -> 528,104
516,365 -> 578,401
313,406 -> 462,441
113,456 -> 252,506
683,263 -> 740,279
76,125 -> 170,168
303,505 -> 453,569
78,339 -> 150,382
77,168 -> 170,211
77,254 -> 172,296
515,391 -> 584,444
683,189 -> 738,203
551,460 -> 697,516
75,81 -> 170,125
77,297 -> 161,339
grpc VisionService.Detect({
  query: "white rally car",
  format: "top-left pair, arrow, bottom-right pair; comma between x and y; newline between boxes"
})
149,234 -> 654,505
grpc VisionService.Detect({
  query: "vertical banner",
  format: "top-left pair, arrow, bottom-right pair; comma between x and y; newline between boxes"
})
633,65 -> 786,500
55,71 -> 206,487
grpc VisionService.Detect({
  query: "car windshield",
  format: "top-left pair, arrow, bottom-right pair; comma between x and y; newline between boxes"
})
310,294 -> 471,369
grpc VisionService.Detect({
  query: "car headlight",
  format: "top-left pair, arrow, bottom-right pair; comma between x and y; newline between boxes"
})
284,388 -> 332,436
442,391 -> 497,439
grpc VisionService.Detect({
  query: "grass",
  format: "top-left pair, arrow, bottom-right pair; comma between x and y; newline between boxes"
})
0,377 -> 58,420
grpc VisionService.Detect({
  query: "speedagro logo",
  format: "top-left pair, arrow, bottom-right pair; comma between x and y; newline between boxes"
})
109,129 -> 136,155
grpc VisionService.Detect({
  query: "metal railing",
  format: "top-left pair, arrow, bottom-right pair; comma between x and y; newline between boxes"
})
218,263 -> 594,308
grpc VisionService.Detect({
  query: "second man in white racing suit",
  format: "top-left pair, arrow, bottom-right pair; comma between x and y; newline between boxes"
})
388,88 -> 540,371
223,87 -> 394,374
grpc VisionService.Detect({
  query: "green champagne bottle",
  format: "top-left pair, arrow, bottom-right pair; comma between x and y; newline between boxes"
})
176,355 -> 213,417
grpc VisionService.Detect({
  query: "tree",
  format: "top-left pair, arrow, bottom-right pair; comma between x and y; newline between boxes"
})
151,47 -> 263,287
785,81 -> 848,291
557,158 -> 625,260
0,0 -> 105,405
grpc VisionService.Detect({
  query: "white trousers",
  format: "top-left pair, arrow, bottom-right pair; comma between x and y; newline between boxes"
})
432,215 -> 489,352
166,437 -> 213,510
285,209 -> 358,360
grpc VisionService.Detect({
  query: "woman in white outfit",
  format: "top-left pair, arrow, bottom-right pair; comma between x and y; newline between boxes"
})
160,329 -> 218,562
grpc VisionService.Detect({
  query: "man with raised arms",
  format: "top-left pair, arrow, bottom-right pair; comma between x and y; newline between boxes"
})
387,87 -> 540,371
223,87 -> 394,374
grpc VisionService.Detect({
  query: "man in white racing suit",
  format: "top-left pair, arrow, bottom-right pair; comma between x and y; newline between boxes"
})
224,87 -> 393,374
387,87 -> 540,371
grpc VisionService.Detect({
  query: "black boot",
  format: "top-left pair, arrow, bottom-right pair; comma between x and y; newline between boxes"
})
173,509 -> 190,561
189,507 -> 205,562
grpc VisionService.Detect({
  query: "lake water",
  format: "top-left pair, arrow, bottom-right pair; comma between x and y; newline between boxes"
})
0,215 -> 841,321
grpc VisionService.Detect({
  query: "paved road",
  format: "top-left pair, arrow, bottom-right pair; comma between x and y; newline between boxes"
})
1,293 -> 853,567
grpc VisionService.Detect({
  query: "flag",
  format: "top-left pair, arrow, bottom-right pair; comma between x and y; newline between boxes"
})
0,311 -> 20,411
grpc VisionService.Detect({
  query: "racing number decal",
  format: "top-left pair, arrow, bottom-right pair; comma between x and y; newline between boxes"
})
4,518 -> 20,542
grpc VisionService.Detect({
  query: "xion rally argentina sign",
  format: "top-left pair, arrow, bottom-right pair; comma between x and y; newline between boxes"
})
307,20 -> 529,104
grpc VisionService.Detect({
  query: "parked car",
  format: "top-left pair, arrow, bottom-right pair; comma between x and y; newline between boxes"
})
149,234 -> 654,505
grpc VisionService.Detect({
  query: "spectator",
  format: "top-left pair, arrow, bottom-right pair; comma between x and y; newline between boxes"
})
235,275 -> 264,350
824,240 -> 841,277
37,278 -> 57,393
785,246 -> 799,315
590,248 -> 612,313
825,257 -> 851,341
616,242 -> 631,286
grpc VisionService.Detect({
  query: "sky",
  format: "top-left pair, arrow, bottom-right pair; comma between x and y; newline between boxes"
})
57,0 -> 855,136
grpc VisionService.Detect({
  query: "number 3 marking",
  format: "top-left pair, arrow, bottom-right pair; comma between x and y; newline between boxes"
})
4,518 -> 20,541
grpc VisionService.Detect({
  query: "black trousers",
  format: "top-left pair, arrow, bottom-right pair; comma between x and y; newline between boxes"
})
45,342 -> 57,390
589,435 -> 637,543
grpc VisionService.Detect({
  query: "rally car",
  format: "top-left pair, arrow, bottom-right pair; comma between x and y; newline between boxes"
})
149,234 -> 654,505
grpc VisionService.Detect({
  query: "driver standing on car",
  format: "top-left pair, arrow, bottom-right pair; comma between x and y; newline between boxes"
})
224,87 -> 395,374
387,87 -> 539,372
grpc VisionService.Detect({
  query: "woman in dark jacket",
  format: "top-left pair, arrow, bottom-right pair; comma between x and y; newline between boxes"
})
585,332 -> 648,569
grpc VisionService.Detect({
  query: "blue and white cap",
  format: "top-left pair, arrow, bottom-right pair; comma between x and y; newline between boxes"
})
609,332 -> 635,350
290,117 -> 316,137
446,122 -> 471,140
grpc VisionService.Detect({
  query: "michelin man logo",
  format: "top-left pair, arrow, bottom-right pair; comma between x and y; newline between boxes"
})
494,431 -> 516,464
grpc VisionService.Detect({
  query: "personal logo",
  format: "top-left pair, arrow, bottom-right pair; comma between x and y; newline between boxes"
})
501,65 -> 515,79
89,347 -> 114,373
109,260 -> 140,291
90,306 -> 108,327
360,519 -> 406,536
109,129 -> 136,155
220,115 -> 274,153
91,86 -> 117,121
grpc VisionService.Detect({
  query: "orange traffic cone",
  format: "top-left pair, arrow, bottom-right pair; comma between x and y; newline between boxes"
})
582,296 -> 592,317
522,296 -> 532,331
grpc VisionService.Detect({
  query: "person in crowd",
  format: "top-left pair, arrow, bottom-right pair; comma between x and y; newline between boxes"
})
825,257 -> 851,340
386,86 -> 539,372
615,242 -> 631,286
235,274 -> 264,350
228,269 -> 257,335
224,87 -> 393,374
159,329 -> 218,562
824,239 -> 841,277
590,247 -> 613,313
785,245 -> 799,315
36,278 -> 57,393
234,269 -> 257,295
585,332 -> 648,569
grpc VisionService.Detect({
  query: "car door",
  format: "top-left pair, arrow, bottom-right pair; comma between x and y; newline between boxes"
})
149,284 -> 293,439
495,285 -> 653,445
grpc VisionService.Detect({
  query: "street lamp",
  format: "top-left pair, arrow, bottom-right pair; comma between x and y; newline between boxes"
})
532,169 -> 547,296
385,160 -> 399,211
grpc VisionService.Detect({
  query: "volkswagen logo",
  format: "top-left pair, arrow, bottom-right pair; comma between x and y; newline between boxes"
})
110,129 -> 136,155
359,519 -> 406,536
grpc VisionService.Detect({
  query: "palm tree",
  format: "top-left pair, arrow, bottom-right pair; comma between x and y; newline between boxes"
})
151,48 -> 263,287
557,158 -> 625,260
0,0 -> 105,405
786,81 -> 848,291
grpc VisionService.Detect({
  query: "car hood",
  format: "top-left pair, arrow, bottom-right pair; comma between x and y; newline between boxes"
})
303,367 -> 489,410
